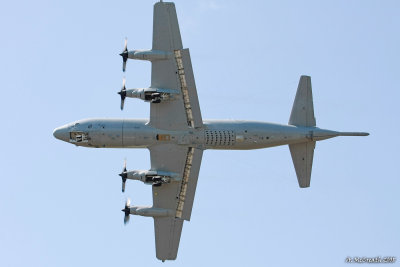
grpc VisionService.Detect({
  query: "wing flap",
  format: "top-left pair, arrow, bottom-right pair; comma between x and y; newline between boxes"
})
178,49 -> 203,128
176,148 -> 203,221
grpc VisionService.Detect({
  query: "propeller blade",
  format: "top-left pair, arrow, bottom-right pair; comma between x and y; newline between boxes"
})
123,38 -> 128,53
124,214 -> 130,225
122,61 -> 127,72
120,98 -> 125,110
122,181 -> 126,193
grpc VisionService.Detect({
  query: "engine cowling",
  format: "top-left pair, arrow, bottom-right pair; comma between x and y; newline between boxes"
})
125,170 -> 181,185
122,199 -> 173,225
127,49 -> 172,61
130,206 -> 174,217
125,88 -> 180,103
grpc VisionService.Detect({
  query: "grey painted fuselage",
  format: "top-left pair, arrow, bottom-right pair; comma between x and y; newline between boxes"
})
53,118 -> 348,150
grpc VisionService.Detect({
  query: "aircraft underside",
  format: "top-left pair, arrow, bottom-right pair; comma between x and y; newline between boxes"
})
53,1 -> 368,262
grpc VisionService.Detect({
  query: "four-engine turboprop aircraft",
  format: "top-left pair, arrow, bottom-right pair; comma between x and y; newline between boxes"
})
53,1 -> 369,262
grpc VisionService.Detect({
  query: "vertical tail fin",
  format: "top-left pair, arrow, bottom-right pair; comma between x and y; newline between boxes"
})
289,75 -> 316,127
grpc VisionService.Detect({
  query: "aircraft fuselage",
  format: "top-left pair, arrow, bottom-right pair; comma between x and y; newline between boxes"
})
53,118 -> 341,150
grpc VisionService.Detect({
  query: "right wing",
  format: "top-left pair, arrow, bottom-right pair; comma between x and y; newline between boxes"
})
150,2 -> 203,131
149,144 -> 203,260
150,144 -> 204,221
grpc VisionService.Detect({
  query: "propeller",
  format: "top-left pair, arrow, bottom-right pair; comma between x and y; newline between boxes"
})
119,158 -> 128,192
122,198 -> 131,225
117,77 -> 127,110
120,38 -> 128,72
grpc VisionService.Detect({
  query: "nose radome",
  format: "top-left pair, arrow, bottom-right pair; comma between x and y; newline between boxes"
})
53,126 -> 69,142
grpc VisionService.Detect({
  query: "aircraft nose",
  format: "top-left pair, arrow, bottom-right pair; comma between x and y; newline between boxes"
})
53,126 -> 69,142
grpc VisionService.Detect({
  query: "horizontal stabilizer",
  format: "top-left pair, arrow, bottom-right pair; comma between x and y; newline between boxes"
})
289,141 -> 316,188
289,75 -> 316,127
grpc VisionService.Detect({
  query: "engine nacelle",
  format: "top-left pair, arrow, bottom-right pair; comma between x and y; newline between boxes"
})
125,170 -> 181,185
128,206 -> 174,217
127,49 -> 172,61
125,88 -> 180,103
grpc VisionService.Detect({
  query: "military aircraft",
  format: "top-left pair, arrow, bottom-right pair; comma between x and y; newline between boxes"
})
53,1 -> 369,262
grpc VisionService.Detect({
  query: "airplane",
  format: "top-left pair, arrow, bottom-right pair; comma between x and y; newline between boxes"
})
53,1 -> 369,262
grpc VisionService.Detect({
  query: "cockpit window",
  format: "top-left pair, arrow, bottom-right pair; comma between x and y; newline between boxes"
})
70,131 -> 88,143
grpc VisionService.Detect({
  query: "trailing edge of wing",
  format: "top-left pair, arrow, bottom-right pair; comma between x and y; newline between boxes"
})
175,148 -> 203,221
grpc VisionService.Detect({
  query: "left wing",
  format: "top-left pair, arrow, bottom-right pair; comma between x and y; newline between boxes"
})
150,2 -> 202,131
149,144 -> 203,260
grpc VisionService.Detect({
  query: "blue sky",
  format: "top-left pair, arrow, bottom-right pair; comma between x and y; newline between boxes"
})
0,0 -> 399,266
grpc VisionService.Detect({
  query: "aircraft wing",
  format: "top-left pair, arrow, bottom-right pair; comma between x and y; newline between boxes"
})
150,2 -> 202,131
149,144 -> 203,260
146,3 -> 205,261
